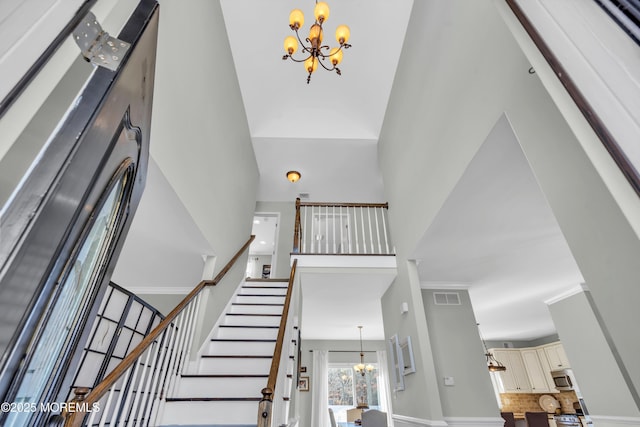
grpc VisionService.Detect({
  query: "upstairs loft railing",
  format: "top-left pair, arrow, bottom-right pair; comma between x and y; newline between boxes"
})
258,259 -> 298,427
57,235 -> 255,427
293,199 -> 394,255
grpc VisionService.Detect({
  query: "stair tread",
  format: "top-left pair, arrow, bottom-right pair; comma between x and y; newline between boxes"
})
210,338 -> 276,342
219,325 -> 279,328
241,285 -> 288,289
166,397 -> 261,402
232,303 -> 284,306
225,313 -> 281,316
181,374 -> 269,378
236,294 -> 286,297
201,355 -> 272,358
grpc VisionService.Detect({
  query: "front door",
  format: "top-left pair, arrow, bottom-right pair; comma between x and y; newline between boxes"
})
0,1 -> 158,425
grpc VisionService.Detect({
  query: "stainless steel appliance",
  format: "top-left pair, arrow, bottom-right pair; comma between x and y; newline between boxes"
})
555,413 -> 581,427
551,368 -> 576,391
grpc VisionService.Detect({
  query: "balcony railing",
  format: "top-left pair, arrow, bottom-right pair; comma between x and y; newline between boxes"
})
293,199 -> 394,255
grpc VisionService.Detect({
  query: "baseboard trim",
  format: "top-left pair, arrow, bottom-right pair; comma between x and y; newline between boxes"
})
589,415 -> 640,425
444,417 -> 504,427
392,415 -> 504,427
392,414 -> 448,427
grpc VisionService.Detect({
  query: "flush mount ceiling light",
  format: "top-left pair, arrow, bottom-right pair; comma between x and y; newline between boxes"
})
286,171 -> 301,183
282,1 -> 351,84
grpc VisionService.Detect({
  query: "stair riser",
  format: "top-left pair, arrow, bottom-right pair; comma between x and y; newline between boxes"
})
229,304 -> 284,315
239,287 -> 287,296
234,295 -> 285,305
198,357 -> 272,375
215,327 -> 279,340
175,376 -> 266,398
223,315 -> 281,326
208,340 -> 275,355
161,400 -> 259,424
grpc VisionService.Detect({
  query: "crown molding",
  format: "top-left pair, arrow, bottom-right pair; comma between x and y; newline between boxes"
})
545,283 -> 589,305
420,282 -> 471,290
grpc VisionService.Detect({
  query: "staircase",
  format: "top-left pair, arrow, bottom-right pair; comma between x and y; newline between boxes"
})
159,279 -> 288,426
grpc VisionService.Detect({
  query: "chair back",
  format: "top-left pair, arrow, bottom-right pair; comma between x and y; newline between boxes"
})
501,412 -> 516,427
525,411 -> 550,427
347,408 -> 363,422
328,408 -> 338,427
361,409 -> 387,427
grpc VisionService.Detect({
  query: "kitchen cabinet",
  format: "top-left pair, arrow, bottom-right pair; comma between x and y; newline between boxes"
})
536,347 -> 559,392
544,342 -> 571,369
521,349 -> 554,393
492,349 -> 531,393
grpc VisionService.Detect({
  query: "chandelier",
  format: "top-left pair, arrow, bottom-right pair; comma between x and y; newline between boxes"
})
478,323 -> 506,372
282,1 -> 351,84
354,326 -> 374,376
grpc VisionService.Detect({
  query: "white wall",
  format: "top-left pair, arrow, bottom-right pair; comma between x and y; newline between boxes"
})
379,0 -> 640,421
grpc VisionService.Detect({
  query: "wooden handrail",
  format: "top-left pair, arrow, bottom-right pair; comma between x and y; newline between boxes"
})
258,258 -> 297,426
63,235 -> 255,426
298,201 -> 388,208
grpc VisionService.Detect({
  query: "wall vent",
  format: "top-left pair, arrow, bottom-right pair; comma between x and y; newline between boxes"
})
298,192 -> 310,199
502,342 -> 514,348
433,292 -> 461,305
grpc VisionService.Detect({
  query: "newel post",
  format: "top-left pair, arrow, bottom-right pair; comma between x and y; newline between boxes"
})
258,387 -> 274,427
293,197 -> 301,253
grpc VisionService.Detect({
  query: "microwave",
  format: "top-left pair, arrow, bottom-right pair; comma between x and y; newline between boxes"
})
551,368 -> 575,391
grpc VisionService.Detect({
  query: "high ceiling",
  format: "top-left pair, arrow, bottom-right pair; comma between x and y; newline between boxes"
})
215,0 -> 584,342
219,0 -> 413,203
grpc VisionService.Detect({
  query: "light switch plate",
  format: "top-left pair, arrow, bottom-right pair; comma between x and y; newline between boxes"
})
444,376 -> 455,386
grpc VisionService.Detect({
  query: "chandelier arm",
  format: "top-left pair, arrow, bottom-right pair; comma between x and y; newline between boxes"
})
286,53 -> 312,63
316,58 -> 336,72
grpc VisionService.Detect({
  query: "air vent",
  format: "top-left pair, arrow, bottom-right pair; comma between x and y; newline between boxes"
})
298,192 -> 310,199
433,292 -> 461,305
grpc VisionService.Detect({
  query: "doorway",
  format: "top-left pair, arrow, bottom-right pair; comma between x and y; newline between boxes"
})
246,212 -> 279,279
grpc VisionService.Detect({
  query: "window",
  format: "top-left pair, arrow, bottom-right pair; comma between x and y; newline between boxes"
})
327,364 -> 380,422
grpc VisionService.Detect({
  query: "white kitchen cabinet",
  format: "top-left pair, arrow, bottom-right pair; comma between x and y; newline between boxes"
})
536,347 -> 559,392
492,349 -> 532,393
544,342 -> 571,369
521,349 -> 554,393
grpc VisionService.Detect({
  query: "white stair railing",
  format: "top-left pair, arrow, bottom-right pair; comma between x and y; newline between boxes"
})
293,199 -> 394,255
57,236 -> 255,427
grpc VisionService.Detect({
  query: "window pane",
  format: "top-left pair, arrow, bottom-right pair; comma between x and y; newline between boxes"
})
328,367 -> 354,406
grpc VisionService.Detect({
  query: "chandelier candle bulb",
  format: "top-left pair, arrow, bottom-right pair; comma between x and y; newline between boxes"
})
314,2 -> 330,22
289,9 -> 304,29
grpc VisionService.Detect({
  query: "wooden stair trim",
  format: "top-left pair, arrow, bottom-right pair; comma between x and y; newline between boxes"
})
181,374 -> 269,378
219,325 -> 279,329
237,294 -> 286,297
166,397 -> 262,402
225,313 -> 282,317
201,355 -> 272,359
231,302 -> 284,306
242,285 -> 288,289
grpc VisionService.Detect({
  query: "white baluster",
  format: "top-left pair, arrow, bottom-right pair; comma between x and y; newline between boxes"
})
382,209 -> 390,254
332,205 -> 336,254
375,207 -> 382,253
325,205 -> 329,254
339,206 -> 344,254
367,207 -> 374,254
360,207 -> 366,254
126,344 -> 154,427
303,206 -> 308,253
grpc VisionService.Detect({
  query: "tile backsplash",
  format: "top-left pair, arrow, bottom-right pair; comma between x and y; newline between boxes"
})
500,391 -> 579,414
